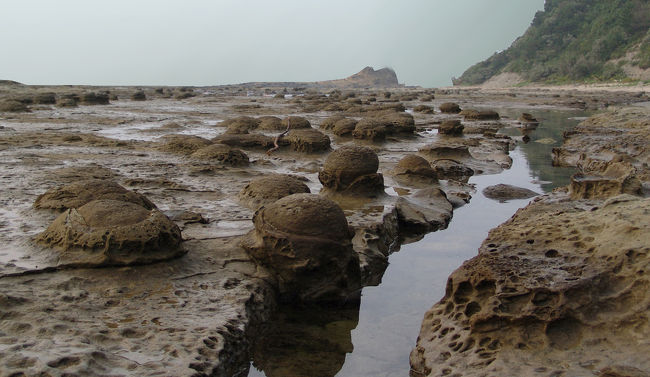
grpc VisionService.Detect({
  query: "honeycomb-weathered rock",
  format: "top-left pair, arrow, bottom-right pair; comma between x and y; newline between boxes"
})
410,194 -> 650,377
241,193 -> 361,303
36,199 -> 184,266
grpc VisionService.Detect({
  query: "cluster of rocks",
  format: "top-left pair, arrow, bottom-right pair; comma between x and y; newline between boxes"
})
411,105 -> 650,377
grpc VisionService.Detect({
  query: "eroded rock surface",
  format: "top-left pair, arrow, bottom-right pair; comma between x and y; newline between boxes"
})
410,194 -> 650,377
36,199 -> 184,266
238,174 -> 311,210
319,145 -> 384,197
482,184 -> 539,202
241,193 -> 361,303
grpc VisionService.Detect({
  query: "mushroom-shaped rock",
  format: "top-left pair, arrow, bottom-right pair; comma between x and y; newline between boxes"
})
320,115 -> 346,130
440,102 -> 461,114
257,116 -> 283,130
238,174 -> 311,210
438,119 -> 464,136
393,155 -> 437,183
34,180 -> 156,211
220,116 -> 261,134
241,193 -> 361,303
158,134 -> 212,155
352,119 -> 389,141
282,116 -> 311,129
332,118 -> 358,136
376,112 -> 415,133
190,143 -> 249,166
36,199 -> 183,266
414,105 -> 434,114
286,129 -> 331,152
482,184 -> 539,202
319,145 -> 384,197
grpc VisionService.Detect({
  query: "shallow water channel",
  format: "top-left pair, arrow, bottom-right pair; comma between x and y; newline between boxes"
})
247,109 -> 589,377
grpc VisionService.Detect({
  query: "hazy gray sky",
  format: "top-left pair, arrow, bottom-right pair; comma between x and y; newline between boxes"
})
1,0 -> 544,88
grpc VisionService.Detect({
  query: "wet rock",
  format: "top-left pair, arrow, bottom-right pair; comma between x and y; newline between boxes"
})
190,143 -> 249,166
158,134 -> 212,155
569,161 -> 642,200
393,154 -> 437,185
282,116 -> 311,129
352,119 -> 389,141
319,145 -> 384,197
34,180 -> 156,211
463,109 -> 500,121
375,112 -> 416,133
419,141 -> 472,161
56,97 -> 78,108
213,133 -> 276,150
410,194 -> 650,377
33,92 -> 57,105
131,90 -> 146,101
319,115 -> 346,130
439,102 -> 461,114
80,92 -> 109,105
395,188 -> 452,233
414,105 -> 434,114
431,159 -> 475,182
238,174 -> 311,210
438,119 -> 464,136
220,116 -> 261,134
330,118 -> 358,136
518,112 -> 539,124
257,116 -> 283,130
0,100 -> 29,112
285,128 -> 331,152
482,184 -> 539,202
36,199 -> 184,266
165,210 -> 208,224
241,193 -> 361,303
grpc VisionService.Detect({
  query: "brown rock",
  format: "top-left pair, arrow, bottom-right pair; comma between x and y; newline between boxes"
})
257,116 -> 283,130
410,194 -> 650,376
33,180 -> 156,211
238,174 -> 311,210
482,184 -> 538,202
282,116 -> 311,129
438,120 -> 464,136
393,154 -> 437,183
352,119 -> 389,141
36,199 -> 183,266
158,134 -> 212,155
190,143 -> 249,166
213,133 -> 276,150
241,193 -> 361,303
439,102 -> 461,114
285,128 -> 331,153
319,145 -> 384,197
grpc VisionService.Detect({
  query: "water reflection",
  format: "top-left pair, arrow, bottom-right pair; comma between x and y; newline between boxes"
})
247,108 -> 590,377
249,301 -> 360,377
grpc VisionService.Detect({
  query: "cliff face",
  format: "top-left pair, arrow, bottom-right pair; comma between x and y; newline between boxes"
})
454,0 -> 650,85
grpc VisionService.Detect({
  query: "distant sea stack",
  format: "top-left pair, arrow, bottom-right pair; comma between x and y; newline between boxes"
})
316,66 -> 402,88
235,66 -> 403,90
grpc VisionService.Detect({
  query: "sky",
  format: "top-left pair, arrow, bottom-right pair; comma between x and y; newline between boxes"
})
0,0 -> 545,88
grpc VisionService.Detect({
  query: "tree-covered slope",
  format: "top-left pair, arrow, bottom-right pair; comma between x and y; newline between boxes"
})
454,0 -> 650,85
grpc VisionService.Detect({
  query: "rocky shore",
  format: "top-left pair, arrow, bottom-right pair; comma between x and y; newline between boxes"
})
410,103 -> 650,377
0,81 -> 647,376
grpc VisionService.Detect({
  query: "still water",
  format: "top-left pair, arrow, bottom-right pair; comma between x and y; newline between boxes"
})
247,109 -> 589,377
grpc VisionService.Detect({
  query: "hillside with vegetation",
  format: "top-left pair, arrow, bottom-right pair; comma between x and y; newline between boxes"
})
454,0 -> 650,85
